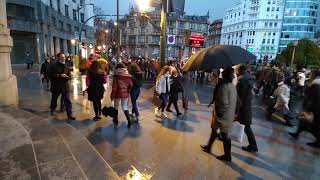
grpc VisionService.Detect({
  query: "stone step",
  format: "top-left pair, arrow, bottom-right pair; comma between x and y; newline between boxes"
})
0,105 -> 120,180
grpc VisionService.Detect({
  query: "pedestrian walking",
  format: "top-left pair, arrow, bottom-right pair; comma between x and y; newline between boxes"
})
128,63 -> 143,122
48,53 -> 75,120
290,70 -> 320,148
86,61 -> 105,121
40,57 -> 51,90
155,67 -> 171,118
236,64 -> 258,152
25,51 -> 33,70
110,63 -> 133,128
166,69 -> 183,118
201,67 -> 237,162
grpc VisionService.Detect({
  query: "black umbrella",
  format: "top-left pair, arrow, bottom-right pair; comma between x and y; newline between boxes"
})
182,45 -> 256,71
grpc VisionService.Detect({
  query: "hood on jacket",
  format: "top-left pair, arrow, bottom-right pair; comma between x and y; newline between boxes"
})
239,72 -> 254,87
114,68 -> 132,78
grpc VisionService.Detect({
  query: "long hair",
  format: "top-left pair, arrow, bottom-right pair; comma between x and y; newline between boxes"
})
89,60 -> 99,74
156,66 -> 170,81
128,63 -> 141,74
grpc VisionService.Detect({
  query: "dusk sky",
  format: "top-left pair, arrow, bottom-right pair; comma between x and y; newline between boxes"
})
94,0 -> 239,20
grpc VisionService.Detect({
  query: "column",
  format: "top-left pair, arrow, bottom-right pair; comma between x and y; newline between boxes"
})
0,0 -> 18,106
63,39 -> 68,54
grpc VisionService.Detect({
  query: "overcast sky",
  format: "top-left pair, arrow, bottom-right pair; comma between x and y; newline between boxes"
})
94,0 -> 239,20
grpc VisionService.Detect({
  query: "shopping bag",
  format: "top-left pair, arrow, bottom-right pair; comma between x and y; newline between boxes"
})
152,91 -> 162,107
230,121 -> 245,143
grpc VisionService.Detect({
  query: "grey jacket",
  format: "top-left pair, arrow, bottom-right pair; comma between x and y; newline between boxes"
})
215,82 -> 238,133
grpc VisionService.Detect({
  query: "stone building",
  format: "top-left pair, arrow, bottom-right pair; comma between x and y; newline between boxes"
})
119,8 -> 209,59
6,0 -> 95,64
207,19 -> 223,46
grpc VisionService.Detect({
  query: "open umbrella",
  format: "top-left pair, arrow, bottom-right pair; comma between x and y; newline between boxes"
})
182,45 -> 256,72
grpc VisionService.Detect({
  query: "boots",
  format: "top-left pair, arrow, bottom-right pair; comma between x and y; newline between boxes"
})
217,138 -> 232,162
124,110 -> 132,128
113,110 -> 119,126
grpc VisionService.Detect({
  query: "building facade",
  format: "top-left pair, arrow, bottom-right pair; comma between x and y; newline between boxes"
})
279,0 -> 319,51
221,0 -> 285,61
6,0 -> 95,64
119,8 -> 209,59
208,19 -> 223,46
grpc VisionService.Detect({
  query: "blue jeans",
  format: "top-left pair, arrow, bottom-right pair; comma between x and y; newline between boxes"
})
159,93 -> 168,112
130,87 -> 140,116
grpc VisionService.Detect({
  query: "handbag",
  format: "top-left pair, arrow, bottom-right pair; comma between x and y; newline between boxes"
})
152,91 -> 162,107
229,121 -> 245,143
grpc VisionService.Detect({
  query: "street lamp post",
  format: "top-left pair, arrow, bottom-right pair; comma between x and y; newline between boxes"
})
77,3 -> 94,57
137,0 -> 167,69
71,39 -> 76,55
116,0 -> 120,63
291,41 -> 298,69
159,0 -> 168,69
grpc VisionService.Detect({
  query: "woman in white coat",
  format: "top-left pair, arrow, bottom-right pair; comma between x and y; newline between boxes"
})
155,67 -> 172,118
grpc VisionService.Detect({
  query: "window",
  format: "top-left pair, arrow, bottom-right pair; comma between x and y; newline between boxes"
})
272,39 -> 275,44
73,9 -> 77,20
273,32 -> 276,36
253,31 -> 255,35
65,5 -> 69,17
267,39 -> 270,44
276,7 -> 279,11
59,20 -> 63,30
269,22 -> 272,27
252,39 -> 254,43
50,0 -> 53,7
57,0 -> 61,13
80,13 -> 84,23
274,22 -> 277,27
267,7 -> 270,11
51,17 -> 56,26
67,24 -> 71,32
276,15 -> 278,19
262,39 -> 266,44
265,22 -> 268,27
268,0 -> 271,4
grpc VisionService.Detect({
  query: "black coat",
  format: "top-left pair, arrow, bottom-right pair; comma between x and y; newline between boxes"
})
132,71 -> 143,88
40,62 -> 51,78
237,72 -> 254,125
304,78 -> 320,134
170,75 -> 183,94
87,72 -> 105,102
49,61 -> 71,93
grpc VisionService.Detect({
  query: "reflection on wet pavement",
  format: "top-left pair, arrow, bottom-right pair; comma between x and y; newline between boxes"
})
10,68 -> 320,180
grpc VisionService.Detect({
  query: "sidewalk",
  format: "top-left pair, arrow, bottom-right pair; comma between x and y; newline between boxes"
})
2,67 -> 320,180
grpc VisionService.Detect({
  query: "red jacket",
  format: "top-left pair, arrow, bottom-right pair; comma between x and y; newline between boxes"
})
111,68 -> 133,100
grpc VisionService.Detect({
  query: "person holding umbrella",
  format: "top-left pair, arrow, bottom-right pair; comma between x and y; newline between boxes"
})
201,67 -> 237,162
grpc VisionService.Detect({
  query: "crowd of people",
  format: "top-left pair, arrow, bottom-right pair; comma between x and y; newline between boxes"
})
39,52 -> 320,163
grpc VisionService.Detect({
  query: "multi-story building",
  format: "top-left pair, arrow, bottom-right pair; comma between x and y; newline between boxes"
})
119,8 -> 209,59
279,0 -> 319,51
208,19 -> 223,46
6,0 -> 95,64
221,0 -> 285,61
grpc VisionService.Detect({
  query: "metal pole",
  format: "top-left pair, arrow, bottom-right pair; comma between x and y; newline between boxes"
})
160,0 -> 167,69
291,46 -> 296,69
116,0 -> 120,62
78,5 -> 81,58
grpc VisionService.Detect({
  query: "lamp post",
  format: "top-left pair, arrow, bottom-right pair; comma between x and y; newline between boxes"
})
116,0 -> 120,62
291,41 -> 298,69
77,3 -> 94,57
137,0 -> 167,69
71,39 -> 76,55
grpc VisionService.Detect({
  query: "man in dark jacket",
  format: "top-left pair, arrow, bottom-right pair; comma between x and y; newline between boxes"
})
237,65 -> 258,152
49,53 -> 75,120
40,57 -> 51,89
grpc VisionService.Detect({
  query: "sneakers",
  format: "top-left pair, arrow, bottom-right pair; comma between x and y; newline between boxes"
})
216,155 -> 231,162
166,109 -> 173,113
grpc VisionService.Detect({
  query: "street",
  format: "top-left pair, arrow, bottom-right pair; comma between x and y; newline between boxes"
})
0,66 -> 319,180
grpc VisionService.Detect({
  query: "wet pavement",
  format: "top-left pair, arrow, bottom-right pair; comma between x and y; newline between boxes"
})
1,66 -> 320,180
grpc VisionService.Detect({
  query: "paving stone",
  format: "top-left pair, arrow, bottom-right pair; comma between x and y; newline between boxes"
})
33,137 -> 72,165
39,157 -> 86,180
